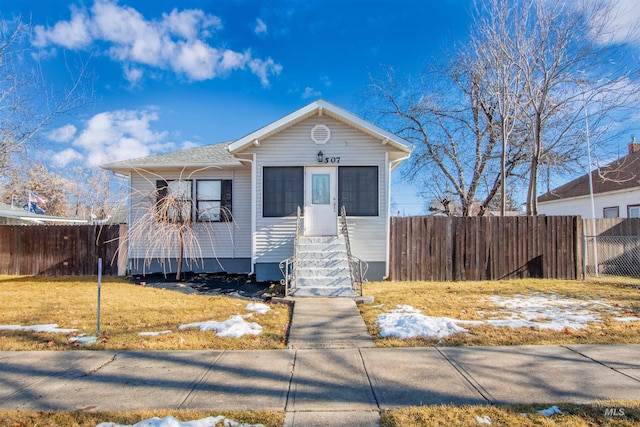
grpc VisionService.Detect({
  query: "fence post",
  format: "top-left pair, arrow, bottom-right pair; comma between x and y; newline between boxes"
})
582,233 -> 587,280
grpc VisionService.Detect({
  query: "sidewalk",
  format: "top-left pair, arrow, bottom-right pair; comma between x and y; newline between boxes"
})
0,298 -> 639,426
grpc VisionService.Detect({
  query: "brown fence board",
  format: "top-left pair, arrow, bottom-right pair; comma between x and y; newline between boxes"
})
0,225 -> 122,276
389,216 -> 581,281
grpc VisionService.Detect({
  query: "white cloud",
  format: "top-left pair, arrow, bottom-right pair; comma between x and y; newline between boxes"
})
33,7 -> 92,49
32,0 -> 282,86
301,86 -> 321,99
52,148 -> 84,167
602,0 -> 640,45
254,18 -> 267,35
48,124 -> 77,142
180,141 -> 201,150
69,109 -> 168,167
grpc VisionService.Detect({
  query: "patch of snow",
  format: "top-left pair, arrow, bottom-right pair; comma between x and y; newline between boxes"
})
537,405 -> 562,416
179,315 -> 262,338
138,330 -> 173,337
486,294 -> 603,330
614,316 -> 640,322
96,415 -> 265,427
246,303 -> 270,314
476,415 -> 492,424
376,306 -> 481,339
0,324 -> 77,334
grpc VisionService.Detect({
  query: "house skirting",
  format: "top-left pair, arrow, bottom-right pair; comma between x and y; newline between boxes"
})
129,258 -> 251,276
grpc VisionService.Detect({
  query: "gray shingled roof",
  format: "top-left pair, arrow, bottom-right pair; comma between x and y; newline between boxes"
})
101,141 -> 240,172
538,149 -> 640,202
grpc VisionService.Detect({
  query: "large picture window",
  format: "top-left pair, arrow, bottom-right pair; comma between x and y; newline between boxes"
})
338,166 -> 378,216
263,167 -> 303,217
197,180 -> 232,222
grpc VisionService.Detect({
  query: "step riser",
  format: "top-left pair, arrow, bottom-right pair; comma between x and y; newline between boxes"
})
298,236 -> 344,244
296,270 -> 351,280
291,287 -> 356,297
298,244 -> 347,252
296,259 -> 350,269
298,277 -> 352,287
298,252 -> 347,260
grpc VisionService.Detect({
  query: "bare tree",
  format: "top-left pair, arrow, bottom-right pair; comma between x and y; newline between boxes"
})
492,0 -> 640,214
370,63 -> 527,216
0,15 -> 91,174
126,168 -> 233,280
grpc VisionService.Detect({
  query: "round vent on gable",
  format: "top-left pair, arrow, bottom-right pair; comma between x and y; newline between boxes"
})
311,124 -> 331,144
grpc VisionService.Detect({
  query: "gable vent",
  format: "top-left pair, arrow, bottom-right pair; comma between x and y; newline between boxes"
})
311,124 -> 331,144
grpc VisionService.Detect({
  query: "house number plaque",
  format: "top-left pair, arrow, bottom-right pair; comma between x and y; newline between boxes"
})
316,150 -> 340,164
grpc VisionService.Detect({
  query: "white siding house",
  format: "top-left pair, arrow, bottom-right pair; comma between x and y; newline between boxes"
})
102,100 -> 413,281
538,143 -> 640,219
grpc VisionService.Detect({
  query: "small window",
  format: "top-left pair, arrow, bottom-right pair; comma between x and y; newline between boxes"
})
338,166 -> 379,216
156,180 -> 192,223
628,204 -> 640,218
603,206 -> 619,218
263,167 -> 303,217
197,180 -> 232,222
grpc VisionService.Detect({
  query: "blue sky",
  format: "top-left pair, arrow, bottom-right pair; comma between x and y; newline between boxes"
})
2,0 -> 638,215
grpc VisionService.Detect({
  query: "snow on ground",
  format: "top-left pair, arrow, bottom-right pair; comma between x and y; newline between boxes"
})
179,315 -> 262,338
139,330 -> 173,337
377,292 -> 638,339
0,324 -> 77,333
376,305 -> 482,339
245,303 -> 270,314
96,415 -> 264,427
484,293 -> 604,331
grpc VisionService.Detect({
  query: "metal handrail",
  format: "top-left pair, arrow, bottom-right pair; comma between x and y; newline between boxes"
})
339,206 -> 368,296
279,206 -> 302,296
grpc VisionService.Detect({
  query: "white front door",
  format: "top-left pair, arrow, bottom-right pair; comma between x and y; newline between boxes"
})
304,166 -> 337,236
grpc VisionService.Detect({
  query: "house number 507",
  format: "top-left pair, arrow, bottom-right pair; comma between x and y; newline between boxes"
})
323,156 -> 340,164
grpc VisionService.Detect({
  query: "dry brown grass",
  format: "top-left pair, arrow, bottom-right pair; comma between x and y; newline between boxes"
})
0,409 -> 284,427
360,278 -> 640,347
381,401 -> 640,426
0,276 -> 290,351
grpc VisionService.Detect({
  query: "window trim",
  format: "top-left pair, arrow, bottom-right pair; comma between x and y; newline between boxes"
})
338,165 -> 379,217
603,206 -> 619,218
627,204 -> 640,218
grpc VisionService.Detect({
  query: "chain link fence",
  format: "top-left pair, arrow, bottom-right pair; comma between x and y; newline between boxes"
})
583,235 -> 640,278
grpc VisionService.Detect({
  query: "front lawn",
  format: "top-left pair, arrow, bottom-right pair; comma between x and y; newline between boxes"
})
360,278 -> 640,347
0,276 -> 290,351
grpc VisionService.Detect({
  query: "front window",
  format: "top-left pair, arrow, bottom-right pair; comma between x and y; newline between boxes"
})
603,206 -> 619,218
156,180 -> 192,223
263,167 -> 304,217
628,205 -> 640,218
338,166 -> 379,216
197,180 -> 232,222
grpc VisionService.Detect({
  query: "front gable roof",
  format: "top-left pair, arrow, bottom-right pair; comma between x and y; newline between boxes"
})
538,149 -> 640,203
227,99 -> 413,154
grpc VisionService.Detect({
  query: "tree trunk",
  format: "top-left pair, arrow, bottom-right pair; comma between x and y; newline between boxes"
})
176,229 -> 184,281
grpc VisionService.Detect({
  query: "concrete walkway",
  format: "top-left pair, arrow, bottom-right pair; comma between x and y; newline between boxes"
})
0,298 -> 640,426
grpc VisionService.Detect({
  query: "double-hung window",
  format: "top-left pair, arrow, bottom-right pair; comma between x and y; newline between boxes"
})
603,206 -> 619,218
156,179 -> 232,222
156,180 -> 192,223
197,180 -> 232,222
628,204 -> 640,218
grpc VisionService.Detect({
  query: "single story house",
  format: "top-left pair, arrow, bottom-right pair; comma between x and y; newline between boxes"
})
538,142 -> 640,218
102,100 -> 412,292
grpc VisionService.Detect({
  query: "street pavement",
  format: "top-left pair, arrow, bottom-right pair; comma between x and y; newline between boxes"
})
0,298 -> 639,426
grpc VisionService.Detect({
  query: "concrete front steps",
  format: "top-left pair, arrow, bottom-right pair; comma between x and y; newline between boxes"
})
290,236 -> 356,297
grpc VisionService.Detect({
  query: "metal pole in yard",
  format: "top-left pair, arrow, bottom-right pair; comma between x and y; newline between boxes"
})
97,258 -> 102,335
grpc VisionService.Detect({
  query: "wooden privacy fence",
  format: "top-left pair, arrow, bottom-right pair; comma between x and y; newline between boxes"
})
0,225 -> 124,276
389,216 -> 581,281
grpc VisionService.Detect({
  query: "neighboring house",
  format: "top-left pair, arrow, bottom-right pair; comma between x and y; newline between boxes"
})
538,143 -> 640,218
0,202 -> 89,225
102,100 -> 413,287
